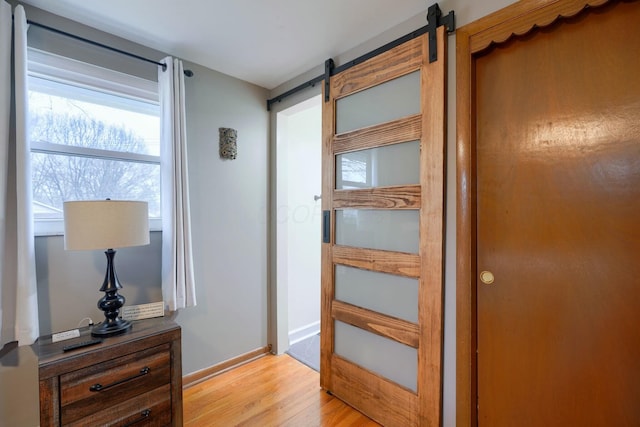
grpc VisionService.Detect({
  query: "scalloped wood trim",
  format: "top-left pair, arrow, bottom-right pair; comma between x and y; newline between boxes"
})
465,0 -> 611,53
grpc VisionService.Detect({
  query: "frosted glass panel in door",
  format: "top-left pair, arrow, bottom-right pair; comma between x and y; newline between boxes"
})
335,71 -> 420,134
335,265 -> 418,323
335,320 -> 417,392
335,209 -> 419,253
336,140 -> 420,189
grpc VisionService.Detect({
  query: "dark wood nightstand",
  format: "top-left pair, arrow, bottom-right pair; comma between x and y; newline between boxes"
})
37,317 -> 182,426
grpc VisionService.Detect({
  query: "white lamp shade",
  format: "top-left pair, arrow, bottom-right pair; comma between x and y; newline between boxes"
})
63,200 -> 150,251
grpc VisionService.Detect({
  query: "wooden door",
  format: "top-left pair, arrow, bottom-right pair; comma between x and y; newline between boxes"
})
458,0 -> 640,425
321,28 -> 446,426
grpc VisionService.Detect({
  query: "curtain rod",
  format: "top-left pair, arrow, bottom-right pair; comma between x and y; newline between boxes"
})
26,19 -> 194,77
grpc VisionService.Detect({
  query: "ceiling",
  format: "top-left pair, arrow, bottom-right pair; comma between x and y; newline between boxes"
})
20,0 -> 429,90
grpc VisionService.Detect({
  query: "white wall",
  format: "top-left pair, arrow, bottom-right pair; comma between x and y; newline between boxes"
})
270,87 -> 323,355
35,233 -> 163,335
174,59 -> 269,372
277,96 -> 322,343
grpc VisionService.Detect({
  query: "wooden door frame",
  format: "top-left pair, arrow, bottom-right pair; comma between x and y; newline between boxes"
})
455,0 -> 614,425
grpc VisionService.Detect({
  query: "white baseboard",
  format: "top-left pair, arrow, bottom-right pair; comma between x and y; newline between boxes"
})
288,320 -> 320,345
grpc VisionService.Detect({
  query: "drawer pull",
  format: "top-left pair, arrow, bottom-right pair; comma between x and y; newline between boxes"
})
89,367 -> 151,392
123,409 -> 151,426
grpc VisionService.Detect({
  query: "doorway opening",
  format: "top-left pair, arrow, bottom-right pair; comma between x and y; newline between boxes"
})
275,94 -> 322,370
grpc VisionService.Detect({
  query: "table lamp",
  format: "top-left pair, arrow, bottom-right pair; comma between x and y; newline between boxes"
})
63,200 -> 150,337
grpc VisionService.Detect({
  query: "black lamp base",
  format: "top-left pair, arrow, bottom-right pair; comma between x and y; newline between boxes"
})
91,317 -> 132,337
92,248 -> 132,337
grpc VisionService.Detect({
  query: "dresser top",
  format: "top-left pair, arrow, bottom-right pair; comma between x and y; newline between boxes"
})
37,317 -> 180,373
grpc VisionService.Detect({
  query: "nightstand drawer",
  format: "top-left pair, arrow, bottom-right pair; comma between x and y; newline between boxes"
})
65,384 -> 172,427
38,318 -> 182,427
61,344 -> 171,424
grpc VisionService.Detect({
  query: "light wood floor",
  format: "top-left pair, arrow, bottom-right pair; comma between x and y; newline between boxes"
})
184,354 -> 380,426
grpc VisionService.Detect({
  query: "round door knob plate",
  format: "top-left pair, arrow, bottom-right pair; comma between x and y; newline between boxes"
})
480,270 -> 494,285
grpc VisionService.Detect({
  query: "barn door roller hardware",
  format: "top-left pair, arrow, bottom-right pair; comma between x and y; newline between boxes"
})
266,2 -> 455,110
324,59 -> 335,103
427,3 -> 455,63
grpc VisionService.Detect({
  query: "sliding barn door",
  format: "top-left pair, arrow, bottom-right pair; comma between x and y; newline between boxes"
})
320,27 -> 446,426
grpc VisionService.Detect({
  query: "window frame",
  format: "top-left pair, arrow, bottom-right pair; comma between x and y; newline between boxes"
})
27,48 -> 162,236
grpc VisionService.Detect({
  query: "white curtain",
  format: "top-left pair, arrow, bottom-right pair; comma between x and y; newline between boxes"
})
159,56 -> 196,311
0,3 -> 39,347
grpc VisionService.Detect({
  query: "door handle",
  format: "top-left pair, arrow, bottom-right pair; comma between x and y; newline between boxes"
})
480,271 -> 494,285
314,195 -> 322,201
322,210 -> 330,243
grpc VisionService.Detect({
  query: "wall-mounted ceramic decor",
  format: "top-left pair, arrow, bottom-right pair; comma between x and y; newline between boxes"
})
219,127 -> 238,160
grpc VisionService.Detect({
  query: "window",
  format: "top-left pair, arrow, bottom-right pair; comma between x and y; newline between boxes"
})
338,151 -> 371,189
27,49 -> 161,235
